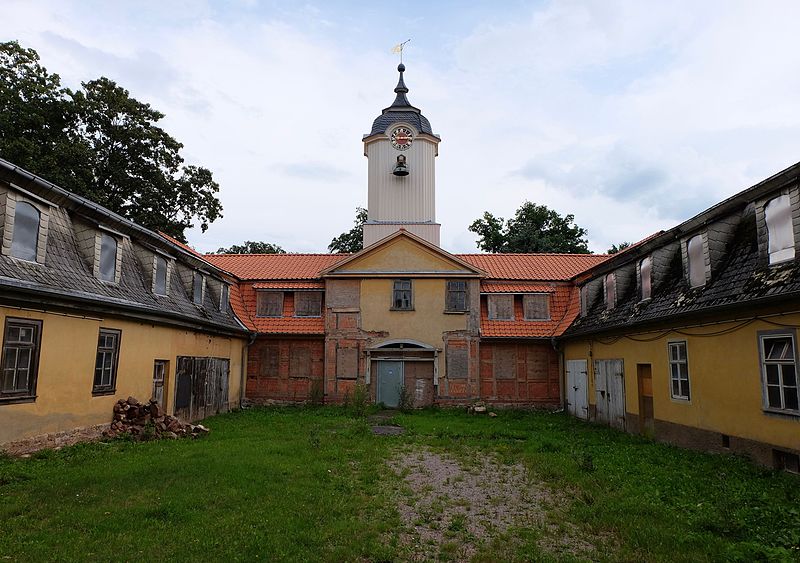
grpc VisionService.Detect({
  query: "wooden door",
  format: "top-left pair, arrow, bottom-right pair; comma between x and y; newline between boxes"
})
566,359 -> 588,420
152,360 -> 168,409
174,356 -> 230,421
594,359 -> 625,430
637,364 -> 654,437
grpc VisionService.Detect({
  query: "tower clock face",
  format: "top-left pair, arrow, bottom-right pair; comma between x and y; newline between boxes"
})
390,127 -> 414,150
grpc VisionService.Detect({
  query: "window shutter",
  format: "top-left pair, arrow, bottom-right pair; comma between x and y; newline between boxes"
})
523,294 -> 550,320
446,281 -> 468,312
488,294 -> 514,320
257,291 -> 283,317
295,292 -> 322,317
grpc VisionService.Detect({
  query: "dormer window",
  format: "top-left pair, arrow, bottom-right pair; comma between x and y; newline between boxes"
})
687,235 -> 705,288
523,294 -> 550,320
11,201 -> 40,262
295,291 -> 322,317
99,233 -> 118,282
193,272 -> 204,305
604,273 -> 616,310
257,291 -> 283,317
154,255 -> 168,295
487,294 -> 514,320
765,194 -> 795,264
640,256 -> 652,300
220,284 -> 229,312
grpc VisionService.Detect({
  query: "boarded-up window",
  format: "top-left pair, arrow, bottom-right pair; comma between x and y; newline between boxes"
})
523,294 -> 550,320
289,345 -> 311,378
336,347 -> 358,379
488,294 -> 514,320
257,291 -> 283,317
193,272 -> 204,305
259,344 -> 280,378
392,280 -> 413,310
445,280 -> 468,312
11,201 -> 39,262
580,285 -> 588,317
446,344 -> 468,379
493,345 -> 516,379
295,291 -> 322,317
640,256 -> 652,300
687,235 -> 705,288
765,195 -> 795,264
526,348 -> 549,380
220,284 -> 229,312
604,273 -> 616,309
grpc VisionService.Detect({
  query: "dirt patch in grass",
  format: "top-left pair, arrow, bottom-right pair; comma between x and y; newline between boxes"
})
388,447 -> 598,561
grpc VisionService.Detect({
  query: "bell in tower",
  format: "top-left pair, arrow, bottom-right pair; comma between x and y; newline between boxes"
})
362,63 -> 441,247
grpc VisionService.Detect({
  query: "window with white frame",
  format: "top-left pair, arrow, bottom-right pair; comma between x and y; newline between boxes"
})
640,256 -> 652,300
765,194 -> 795,264
604,273 -> 616,310
11,201 -> 40,262
687,235 -> 705,288
99,233 -> 117,282
760,333 -> 799,413
668,341 -> 690,400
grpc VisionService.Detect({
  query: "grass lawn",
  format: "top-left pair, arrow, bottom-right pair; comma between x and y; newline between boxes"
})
0,407 -> 798,562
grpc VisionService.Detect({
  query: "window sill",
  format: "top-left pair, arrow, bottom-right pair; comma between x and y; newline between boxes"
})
389,308 -> 415,312
0,395 -> 37,405
487,318 -> 516,322
255,315 -> 283,319
443,310 -> 469,315
92,389 -> 117,397
522,318 -> 551,322
763,408 -> 800,420
670,396 -> 691,404
293,315 -> 322,318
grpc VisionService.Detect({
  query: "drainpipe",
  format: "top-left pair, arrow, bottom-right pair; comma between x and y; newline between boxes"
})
240,332 -> 257,408
551,337 -> 565,411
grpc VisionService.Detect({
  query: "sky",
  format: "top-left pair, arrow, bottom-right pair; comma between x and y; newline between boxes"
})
3,0 -> 800,254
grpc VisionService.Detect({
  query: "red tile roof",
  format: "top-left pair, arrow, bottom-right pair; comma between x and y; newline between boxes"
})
481,281 -> 557,293
252,281 -> 325,290
458,253 -> 609,280
479,284 -> 579,338
237,283 -> 325,334
205,253 -> 349,280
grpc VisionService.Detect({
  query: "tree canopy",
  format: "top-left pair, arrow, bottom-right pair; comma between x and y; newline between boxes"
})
214,241 -> 286,254
469,201 -> 590,253
0,41 -> 222,242
607,242 -> 631,255
328,207 -> 368,253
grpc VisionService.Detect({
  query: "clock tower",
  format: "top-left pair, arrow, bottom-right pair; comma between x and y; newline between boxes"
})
362,63 -> 441,247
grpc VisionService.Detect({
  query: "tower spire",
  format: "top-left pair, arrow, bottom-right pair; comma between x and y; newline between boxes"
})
391,63 -> 411,108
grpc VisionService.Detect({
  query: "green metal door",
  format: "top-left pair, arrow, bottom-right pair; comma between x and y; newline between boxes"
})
377,361 -> 403,408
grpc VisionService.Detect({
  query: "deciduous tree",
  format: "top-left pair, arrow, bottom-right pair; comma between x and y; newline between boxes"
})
214,241 -> 286,254
328,207 -> 368,253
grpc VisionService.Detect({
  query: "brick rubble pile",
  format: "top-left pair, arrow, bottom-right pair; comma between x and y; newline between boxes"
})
104,396 -> 210,440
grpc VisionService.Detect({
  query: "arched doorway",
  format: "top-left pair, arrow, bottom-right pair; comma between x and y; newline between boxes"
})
366,340 -> 438,408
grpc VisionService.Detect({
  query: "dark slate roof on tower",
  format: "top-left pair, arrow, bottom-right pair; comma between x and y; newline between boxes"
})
368,63 -> 435,136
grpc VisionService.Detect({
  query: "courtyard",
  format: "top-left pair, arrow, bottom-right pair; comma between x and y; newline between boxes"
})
1,407 -> 798,562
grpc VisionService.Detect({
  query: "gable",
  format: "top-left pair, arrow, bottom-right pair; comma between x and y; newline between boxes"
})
325,234 -> 481,277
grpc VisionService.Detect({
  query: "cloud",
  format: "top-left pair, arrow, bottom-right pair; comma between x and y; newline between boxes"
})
277,162 -> 352,181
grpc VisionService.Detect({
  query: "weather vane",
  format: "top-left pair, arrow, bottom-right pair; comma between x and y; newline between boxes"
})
392,39 -> 411,63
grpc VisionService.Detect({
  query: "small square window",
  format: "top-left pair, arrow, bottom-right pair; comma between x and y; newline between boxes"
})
93,328 -> 121,395
295,292 -> 322,317
445,280 -> 468,312
523,294 -> 550,320
487,294 -> 514,320
392,280 -> 413,310
256,291 -> 283,317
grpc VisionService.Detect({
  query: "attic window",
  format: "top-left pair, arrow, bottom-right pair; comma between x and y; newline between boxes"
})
99,233 -> 117,282
257,291 -> 283,317
523,294 -> 550,320
579,286 -> 588,317
765,194 -> 795,264
604,273 -> 616,309
154,255 -> 168,295
193,272 -> 204,305
687,235 -> 705,288
295,291 -> 322,317
11,201 -> 40,262
220,284 -> 229,312
488,294 -> 514,320
640,256 -> 652,300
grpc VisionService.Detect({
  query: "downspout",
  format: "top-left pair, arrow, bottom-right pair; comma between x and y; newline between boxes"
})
551,336 -> 565,411
240,332 -> 257,407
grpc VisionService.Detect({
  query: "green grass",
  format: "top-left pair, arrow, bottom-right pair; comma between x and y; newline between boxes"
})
1,406 -> 798,562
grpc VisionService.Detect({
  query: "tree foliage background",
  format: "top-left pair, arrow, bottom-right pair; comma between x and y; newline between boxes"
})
214,241 -> 285,254
0,41 -> 222,241
469,201 -> 590,253
329,207 -> 367,253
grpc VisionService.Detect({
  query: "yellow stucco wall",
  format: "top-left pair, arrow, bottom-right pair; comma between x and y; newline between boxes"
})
563,315 -> 800,451
1,306 -> 246,445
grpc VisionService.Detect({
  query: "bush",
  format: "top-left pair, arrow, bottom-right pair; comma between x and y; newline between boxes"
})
350,383 -> 369,418
398,385 -> 414,413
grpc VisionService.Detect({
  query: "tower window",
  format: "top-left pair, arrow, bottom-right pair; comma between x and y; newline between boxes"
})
392,280 -> 413,310
687,235 -> 705,288
765,194 -> 795,264
640,256 -> 652,300
11,201 -> 40,262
